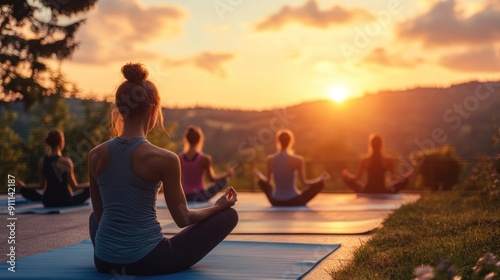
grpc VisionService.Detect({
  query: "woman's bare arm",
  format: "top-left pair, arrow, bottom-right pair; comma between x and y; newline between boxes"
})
63,158 -> 79,192
252,167 -> 268,181
38,158 -> 47,191
265,156 -> 273,183
202,155 -> 233,182
251,156 -> 273,182
297,156 -> 330,185
88,146 -> 105,223
385,157 -> 402,180
162,152 -> 236,228
343,158 -> 367,181
89,174 -> 103,222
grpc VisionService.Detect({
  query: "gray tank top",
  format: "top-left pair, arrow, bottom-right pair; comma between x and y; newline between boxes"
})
272,152 -> 300,200
95,137 -> 164,264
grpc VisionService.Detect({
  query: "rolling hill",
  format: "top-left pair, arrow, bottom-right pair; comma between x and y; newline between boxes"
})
2,80 -> 499,190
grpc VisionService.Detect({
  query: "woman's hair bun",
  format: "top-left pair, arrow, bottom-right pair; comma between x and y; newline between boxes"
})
122,63 -> 148,83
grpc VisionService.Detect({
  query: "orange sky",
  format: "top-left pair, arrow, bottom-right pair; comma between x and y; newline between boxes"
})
60,0 -> 500,109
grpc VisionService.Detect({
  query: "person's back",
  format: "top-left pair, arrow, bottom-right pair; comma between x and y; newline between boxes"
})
342,134 -> 413,193
95,137 -> 163,264
179,152 -> 205,195
179,126 -> 233,202
272,153 -> 300,200
253,129 -> 329,206
88,63 -> 237,276
42,155 -> 72,206
363,155 -> 388,193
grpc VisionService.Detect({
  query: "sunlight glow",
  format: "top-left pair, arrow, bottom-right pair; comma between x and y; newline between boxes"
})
328,85 -> 349,103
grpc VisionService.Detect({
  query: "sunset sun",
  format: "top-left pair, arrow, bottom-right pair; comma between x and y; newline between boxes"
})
328,85 -> 349,103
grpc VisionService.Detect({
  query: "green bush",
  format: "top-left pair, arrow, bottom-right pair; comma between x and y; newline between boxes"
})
461,156 -> 500,198
413,145 -> 463,191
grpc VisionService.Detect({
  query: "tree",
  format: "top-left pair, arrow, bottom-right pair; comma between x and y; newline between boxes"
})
0,110 -> 28,192
0,0 -> 97,109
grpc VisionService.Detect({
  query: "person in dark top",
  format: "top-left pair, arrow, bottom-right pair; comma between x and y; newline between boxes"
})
342,134 -> 413,193
18,128 -> 90,207
179,126 -> 233,202
252,129 -> 330,206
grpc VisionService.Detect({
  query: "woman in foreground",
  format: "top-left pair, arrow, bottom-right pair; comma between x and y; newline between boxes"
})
342,134 -> 413,193
180,125 -> 233,202
88,63 -> 238,275
253,129 -> 330,206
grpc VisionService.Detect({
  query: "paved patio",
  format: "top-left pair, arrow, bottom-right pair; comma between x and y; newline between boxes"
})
0,192 -> 420,279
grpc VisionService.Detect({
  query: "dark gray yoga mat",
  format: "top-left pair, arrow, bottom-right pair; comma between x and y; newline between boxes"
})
0,239 -> 340,279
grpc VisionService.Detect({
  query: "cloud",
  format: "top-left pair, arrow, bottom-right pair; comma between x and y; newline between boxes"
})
254,0 -> 374,32
163,52 -> 235,78
72,28 -> 161,64
72,0 -> 186,64
71,1 -> 233,77
97,0 -> 185,42
397,0 -> 500,47
363,47 -> 421,68
439,46 -> 500,72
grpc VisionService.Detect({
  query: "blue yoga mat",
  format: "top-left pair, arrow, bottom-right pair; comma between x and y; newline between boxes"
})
0,240 -> 339,279
0,203 -> 91,215
0,196 -> 34,206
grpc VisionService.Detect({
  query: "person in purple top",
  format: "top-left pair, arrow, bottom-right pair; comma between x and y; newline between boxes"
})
253,129 -> 330,206
87,63 -> 238,276
179,126 -> 234,202
342,134 -> 414,193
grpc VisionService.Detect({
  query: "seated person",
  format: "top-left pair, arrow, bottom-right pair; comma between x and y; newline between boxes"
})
18,128 -> 90,207
88,63 -> 238,275
342,134 -> 413,194
179,126 -> 233,202
253,129 -> 330,206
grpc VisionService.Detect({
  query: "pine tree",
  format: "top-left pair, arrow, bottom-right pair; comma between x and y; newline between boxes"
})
0,0 -> 97,109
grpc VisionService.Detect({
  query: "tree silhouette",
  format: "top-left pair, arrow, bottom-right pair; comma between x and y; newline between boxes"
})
0,0 -> 97,109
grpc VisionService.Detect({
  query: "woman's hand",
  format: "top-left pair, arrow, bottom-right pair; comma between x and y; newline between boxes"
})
215,186 -> 237,210
320,171 -> 331,181
341,169 -> 355,180
15,178 -> 26,188
251,167 -> 268,181
251,167 -> 259,176
226,167 -> 235,177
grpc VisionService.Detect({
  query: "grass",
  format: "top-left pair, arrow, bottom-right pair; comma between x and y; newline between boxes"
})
329,193 -> 500,279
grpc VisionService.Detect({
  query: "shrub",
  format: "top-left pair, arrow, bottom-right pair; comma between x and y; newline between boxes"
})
413,145 -> 463,191
461,156 -> 500,198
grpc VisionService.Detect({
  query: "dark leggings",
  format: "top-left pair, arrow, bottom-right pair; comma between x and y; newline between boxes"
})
258,179 -> 324,206
184,179 -> 227,202
20,188 -> 90,207
342,175 -> 410,194
88,208 -> 238,275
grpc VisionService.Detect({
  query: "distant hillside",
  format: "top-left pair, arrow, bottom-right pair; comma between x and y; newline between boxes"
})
3,80 -> 500,165
165,81 -> 500,164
